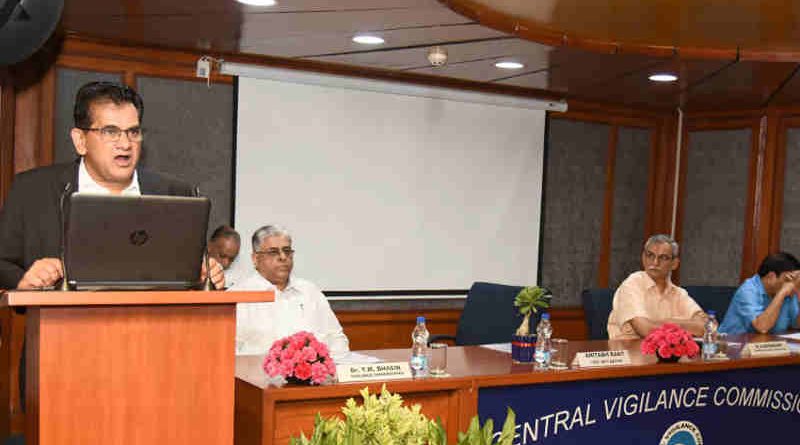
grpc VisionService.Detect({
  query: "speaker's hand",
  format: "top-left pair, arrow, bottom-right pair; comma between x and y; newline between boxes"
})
17,258 -> 63,289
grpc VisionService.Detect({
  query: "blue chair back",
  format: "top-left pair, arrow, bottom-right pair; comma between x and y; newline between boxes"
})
684,285 -> 737,322
581,288 -> 615,340
455,282 -> 534,346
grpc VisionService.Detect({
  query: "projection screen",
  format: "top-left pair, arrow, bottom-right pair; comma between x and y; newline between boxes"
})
232,74 -> 547,293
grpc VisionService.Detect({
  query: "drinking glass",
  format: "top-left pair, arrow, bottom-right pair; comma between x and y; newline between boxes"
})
429,342 -> 448,375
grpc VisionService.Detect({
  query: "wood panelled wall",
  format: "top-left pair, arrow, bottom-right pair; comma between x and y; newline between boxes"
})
2,35 -> 800,317
679,109 -> 800,280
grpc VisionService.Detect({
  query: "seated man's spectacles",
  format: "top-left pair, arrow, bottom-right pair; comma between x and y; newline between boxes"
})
643,251 -> 674,262
255,247 -> 295,258
80,125 -> 144,142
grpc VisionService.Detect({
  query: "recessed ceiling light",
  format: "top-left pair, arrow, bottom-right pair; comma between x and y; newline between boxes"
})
236,0 -> 276,5
494,61 -> 525,70
352,35 -> 385,45
649,73 -> 678,82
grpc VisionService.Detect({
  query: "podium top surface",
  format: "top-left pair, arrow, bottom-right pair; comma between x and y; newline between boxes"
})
0,290 -> 274,307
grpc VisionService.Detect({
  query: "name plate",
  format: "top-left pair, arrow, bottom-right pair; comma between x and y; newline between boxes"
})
573,350 -> 631,368
742,341 -> 790,357
336,362 -> 412,383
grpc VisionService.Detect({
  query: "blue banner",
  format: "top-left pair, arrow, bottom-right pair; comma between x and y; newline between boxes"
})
479,365 -> 800,444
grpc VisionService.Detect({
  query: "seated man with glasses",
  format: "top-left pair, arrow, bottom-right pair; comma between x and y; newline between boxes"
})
0,80 -> 224,290
607,234 -> 706,339
229,225 -> 350,359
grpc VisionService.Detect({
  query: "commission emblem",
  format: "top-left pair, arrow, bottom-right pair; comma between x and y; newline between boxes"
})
659,420 -> 703,445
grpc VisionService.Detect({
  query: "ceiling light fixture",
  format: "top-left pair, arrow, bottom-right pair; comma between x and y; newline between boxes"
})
649,73 -> 678,82
235,0 -> 277,5
495,61 -> 525,70
352,35 -> 385,45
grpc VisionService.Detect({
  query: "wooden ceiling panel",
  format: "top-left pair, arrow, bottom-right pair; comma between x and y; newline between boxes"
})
682,61 -> 799,110
765,69 -> 800,107
314,39 -> 550,75
242,24 -> 506,58
445,0 -> 800,58
54,0 -> 800,109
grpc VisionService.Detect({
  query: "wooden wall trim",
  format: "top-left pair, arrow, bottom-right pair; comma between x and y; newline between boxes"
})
647,114 -> 678,236
741,118 -> 768,280
0,69 -> 14,206
336,307 -> 588,351
13,63 -> 56,173
672,115 -> 691,284
598,126 -> 618,287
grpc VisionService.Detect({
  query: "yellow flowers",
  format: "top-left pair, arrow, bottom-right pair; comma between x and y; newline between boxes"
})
291,386 -> 517,445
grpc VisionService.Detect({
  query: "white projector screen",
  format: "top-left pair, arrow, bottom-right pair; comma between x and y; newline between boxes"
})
232,75 -> 546,292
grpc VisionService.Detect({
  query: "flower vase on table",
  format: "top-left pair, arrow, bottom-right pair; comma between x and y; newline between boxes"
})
262,331 -> 337,385
511,286 -> 552,364
511,334 -> 537,363
641,323 -> 699,364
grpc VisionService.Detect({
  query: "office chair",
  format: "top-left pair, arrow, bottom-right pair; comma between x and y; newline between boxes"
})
684,285 -> 737,322
429,281 -> 532,346
581,288 -> 615,340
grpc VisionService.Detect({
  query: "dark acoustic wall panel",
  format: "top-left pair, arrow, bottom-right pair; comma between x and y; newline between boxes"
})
541,119 -> 609,307
680,129 -> 750,286
54,69 -> 122,163
780,128 -> 800,254
608,127 -> 652,286
136,77 -> 234,234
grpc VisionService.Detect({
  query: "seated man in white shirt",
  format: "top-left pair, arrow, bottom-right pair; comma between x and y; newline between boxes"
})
229,224 -> 350,359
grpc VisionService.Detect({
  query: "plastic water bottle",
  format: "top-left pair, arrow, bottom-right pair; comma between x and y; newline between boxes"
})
702,311 -> 719,360
534,313 -> 552,370
410,316 -> 430,376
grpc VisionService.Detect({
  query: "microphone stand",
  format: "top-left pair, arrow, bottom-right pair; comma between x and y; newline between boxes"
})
59,182 -> 72,291
196,186 -> 215,291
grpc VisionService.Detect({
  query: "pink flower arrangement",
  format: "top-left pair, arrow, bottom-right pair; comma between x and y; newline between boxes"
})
263,331 -> 337,385
640,323 -> 700,360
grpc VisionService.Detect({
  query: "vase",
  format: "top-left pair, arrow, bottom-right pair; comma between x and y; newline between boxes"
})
511,334 -> 536,363
656,353 -> 681,363
285,376 -> 312,385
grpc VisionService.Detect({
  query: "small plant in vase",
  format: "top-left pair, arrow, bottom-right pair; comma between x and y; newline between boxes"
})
511,286 -> 552,363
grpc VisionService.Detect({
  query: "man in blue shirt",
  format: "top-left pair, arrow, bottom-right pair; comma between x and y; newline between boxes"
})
719,252 -> 800,334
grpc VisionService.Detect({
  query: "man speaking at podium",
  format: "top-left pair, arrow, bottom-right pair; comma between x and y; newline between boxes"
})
0,81 -> 225,290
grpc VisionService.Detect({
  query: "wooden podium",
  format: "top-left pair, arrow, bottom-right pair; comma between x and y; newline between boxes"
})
1,290 -> 273,445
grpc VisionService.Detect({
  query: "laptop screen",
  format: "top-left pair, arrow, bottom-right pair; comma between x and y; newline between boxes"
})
64,194 -> 211,290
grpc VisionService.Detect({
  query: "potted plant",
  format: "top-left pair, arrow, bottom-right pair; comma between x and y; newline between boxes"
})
290,385 -> 517,445
640,323 -> 700,363
511,286 -> 552,363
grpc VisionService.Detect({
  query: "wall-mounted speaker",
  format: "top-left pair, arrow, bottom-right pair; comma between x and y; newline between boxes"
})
0,0 -> 64,66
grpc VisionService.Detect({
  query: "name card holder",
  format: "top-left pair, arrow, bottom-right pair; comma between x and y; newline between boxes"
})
337,362 -> 412,383
573,350 -> 631,368
741,341 -> 790,358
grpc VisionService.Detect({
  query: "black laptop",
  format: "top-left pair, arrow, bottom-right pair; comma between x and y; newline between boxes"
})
63,194 -> 211,291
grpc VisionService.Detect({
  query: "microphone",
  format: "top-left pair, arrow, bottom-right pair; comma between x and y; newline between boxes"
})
58,181 -> 72,291
195,186 -> 215,291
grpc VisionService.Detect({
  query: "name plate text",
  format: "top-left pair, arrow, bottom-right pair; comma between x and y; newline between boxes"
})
337,362 -> 412,383
742,341 -> 790,357
573,350 -> 631,368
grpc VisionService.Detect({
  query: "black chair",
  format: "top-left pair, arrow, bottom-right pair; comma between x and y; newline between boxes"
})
581,288 -> 615,340
684,285 -> 737,322
429,281 -> 534,346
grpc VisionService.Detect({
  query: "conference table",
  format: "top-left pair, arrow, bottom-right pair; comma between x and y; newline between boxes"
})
235,335 -> 800,445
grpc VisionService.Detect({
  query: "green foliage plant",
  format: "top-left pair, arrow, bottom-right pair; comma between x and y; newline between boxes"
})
290,385 -> 439,445
290,386 -> 518,445
514,286 -> 552,336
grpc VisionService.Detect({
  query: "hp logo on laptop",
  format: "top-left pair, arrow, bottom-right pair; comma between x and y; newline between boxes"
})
129,230 -> 150,246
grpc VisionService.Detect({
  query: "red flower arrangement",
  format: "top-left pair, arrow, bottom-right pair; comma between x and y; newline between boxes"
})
640,323 -> 700,361
263,331 -> 337,385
